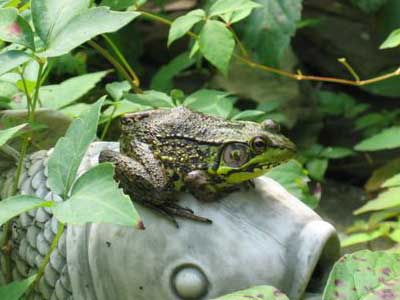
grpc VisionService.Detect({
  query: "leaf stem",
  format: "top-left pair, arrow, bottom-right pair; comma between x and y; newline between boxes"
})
100,103 -> 117,140
137,10 -> 400,87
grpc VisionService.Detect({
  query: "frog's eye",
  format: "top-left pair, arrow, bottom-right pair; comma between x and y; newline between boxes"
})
251,136 -> 267,153
262,119 -> 280,133
223,143 -> 249,168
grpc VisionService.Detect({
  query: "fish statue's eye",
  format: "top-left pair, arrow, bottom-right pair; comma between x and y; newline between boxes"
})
223,143 -> 249,168
251,136 -> 267,153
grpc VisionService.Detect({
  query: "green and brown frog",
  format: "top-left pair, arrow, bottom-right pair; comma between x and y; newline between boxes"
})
99,106 -> 296,226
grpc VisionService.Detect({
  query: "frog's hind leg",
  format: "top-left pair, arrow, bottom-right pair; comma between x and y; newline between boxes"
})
161,202 -> 212,226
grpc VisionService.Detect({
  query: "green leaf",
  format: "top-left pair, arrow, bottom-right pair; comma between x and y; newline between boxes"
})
341,226 -> 389,247
199,20 -> 234,76
0,8 -> 34,49
106,80 -> 131,101
320,147 -> 355,159
354,187 -> 400,214
125,90 -> 174,108
48,98 -> 104,196
0,50 -> 31,76
382,173 -> 400,188
53,163 -> 142,227
241,0 -> 302,66
350,0 -> 388,14
150,52 -> 196,92
0,195 -> 52,226
317,91 -> 368,118
323,250 -> 400,300
168,9 -> 205,46
0,275 -> 37,300
306,158 -> 328,181
184,89 -> 235,119
380,28 -> 400,49
0,123 -> 26,147
209,0 -> 260,17
355,126 -> 400,151
40,71 -> 108,109
211,285 -> 289,300
231,110 -> 266,121
38,7 -> 140,57
266,160 -> 319,208
361,71 -> 400,98
220,3 -> 260,25
100,0 -> 140,10
100,100 -> 148,123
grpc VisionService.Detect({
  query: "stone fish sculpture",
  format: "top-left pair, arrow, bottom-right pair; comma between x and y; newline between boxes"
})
0,142 -> 339,300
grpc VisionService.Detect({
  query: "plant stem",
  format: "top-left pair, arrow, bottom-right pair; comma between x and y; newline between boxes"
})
137,10 -> 400,87
88,40 -> 142,93
101,103 -> 117,140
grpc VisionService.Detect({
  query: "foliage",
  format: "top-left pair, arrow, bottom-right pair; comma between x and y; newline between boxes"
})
211,285 -> 289,300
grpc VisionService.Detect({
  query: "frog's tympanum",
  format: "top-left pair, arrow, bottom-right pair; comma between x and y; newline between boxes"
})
99,106 -> 296,225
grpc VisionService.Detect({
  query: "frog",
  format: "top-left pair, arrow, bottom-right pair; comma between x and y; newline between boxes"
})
99,106 -> 296,226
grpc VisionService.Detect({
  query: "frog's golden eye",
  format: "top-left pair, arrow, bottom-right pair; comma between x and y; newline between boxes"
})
223,143 -> 249,168
251,136 -> 267,153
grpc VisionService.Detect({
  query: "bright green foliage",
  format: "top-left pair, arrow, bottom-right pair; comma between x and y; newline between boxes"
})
383,173 -> 400,188
241,0 -> 302,66
40,71 -> 109,109
184,89 -> 235,119
151,52 -> 196,92
101,0 -> 143,10
266,160 -> 319,208
323,250 -> 400,300
125,90 -> 174,108
351,0 -> 388,14
168,9 -> 205,46
211,285 -> 289,300
306,158 -> 328,182
0,50 -> 31,76
0,8 -> 35,49
106,81 -> 131,101
47,98 -> 104,196
354,187 -> 400,214
0,123 -> 26,147
219,1 -> 261,24
341,225 -> 390,247
355,126 -> 400,151
208,0 -> 260,18
0,275 -> 36,300
0,195 -> 52,226
320,147 -> 355,159
231,110 -> 266,121
52,163 -> 142,227
380,28 -> 400,49
199,20 -> 234,76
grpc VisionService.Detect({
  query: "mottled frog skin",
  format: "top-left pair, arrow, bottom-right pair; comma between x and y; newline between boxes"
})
99,106 -> 296,225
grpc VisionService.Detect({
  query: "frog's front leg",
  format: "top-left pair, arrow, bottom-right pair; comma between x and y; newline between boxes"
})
99,150 -> 211,226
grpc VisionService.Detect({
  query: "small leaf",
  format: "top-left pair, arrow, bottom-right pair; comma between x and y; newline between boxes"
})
53,163 -> 141,227
168,9 -> 205,46
0,50 -> 31,76
40,7 -> 140,57
106,80 -> 131,101
199,20 -> 234,76
209,0 -> 260,17
323,250 -> 400,300
220,4 -> 259,24
306,158 -> 328,181
0,275 -> 37,300
341,227 -> 388,247
48,98 -> 104,196
0,195 -> 52,226
354,187 -> 400,215
125,90 -> 174,108
40,71 -> 108,109
211,285 -> 289,300
320,147 -> 355,159
0,7 -> 34,49
0,123 -> 26,147
382,173 -> 400,188
380,28 -> 400,49
355,126 -> 400,151
231,109 -> 266,121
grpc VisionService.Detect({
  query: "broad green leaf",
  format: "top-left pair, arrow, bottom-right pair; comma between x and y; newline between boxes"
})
383,174 -> 400,188
168,9 -> 205,46
48,98 -> 104,196
0,275 -> 37,300
220,3 -> 260,24
323,250 -> 400,300
0,195 -> 52,226
350,0 -> 388,14
320,147 -> 355,159
151,52 -> 196,92
241,0 -> 302,66
211,285 -> 289,300
100,0 -> 142,10
0,50 -> 31,76
60,103 -> 91,118
0,8 -> 34,49
354,187 -> 400,214
184,89 -> 234,119
209,0 -> 260,17
341,226 -> 389,247
100,100 -> 148,123
40,71 -> 108,109
0,123 -> 26,146
266,160 -> 319,208
40,7 -> 140,57
106,80 -> 131,101
53,163 -> 142,227
199,20 -> 234,76
231,110 -> 266,121
125,90 -> 174,108
380,28 -> 400,49
355,126 -> 400,151
306,158 -> 328,181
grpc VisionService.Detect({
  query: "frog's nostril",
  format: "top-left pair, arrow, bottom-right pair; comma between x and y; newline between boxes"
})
172,265 -> 209,300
